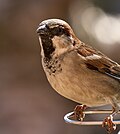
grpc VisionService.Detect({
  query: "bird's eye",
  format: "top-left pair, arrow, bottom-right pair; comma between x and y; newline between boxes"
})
55,27 -> 64,35
58,27 -> 63,34
50,26 -> 70,37
51,27 -> 63,36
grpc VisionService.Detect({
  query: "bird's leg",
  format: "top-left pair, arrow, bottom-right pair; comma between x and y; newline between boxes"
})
102,114 -> 116,133
102,98 -> 119,133
74,104 -> 87,121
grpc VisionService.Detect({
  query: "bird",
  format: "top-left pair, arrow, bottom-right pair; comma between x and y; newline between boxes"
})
37,18 -> 120,133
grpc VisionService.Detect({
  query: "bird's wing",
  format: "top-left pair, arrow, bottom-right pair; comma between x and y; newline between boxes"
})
77,44 -> 120,80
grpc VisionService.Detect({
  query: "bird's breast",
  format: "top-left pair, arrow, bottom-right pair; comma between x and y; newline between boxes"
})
44,51 -> 119,107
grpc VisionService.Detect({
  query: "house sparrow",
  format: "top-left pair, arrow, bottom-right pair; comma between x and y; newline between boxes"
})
37,19 -> 120,133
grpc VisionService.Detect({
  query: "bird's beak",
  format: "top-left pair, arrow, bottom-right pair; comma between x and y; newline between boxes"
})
36,24 -> 48,34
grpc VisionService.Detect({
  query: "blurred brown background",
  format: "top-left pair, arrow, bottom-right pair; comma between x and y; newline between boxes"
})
1,0 -> 120,134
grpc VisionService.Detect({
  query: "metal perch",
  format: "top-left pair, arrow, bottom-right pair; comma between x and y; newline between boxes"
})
64,110 -> 120,125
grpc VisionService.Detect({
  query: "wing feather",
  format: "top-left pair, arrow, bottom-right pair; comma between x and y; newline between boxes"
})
77,44 -> 120,80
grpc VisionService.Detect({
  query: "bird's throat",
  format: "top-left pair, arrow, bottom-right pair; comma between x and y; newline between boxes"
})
40,35 -> 55,61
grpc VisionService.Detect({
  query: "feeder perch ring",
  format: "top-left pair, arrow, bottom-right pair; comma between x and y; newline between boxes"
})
64,110 -> 120,125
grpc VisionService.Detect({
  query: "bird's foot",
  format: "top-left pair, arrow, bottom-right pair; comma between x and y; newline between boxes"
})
74,105 -> 87,121
102,115 -> 116,133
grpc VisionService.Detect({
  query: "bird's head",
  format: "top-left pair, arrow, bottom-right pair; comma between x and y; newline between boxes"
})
37,19 -> 80,61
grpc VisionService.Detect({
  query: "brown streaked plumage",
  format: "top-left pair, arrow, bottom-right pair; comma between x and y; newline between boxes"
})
37,19 -> 120,133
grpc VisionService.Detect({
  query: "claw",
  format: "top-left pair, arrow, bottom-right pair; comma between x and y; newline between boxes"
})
74,105 -> 87,121
102,115 -> 116,133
